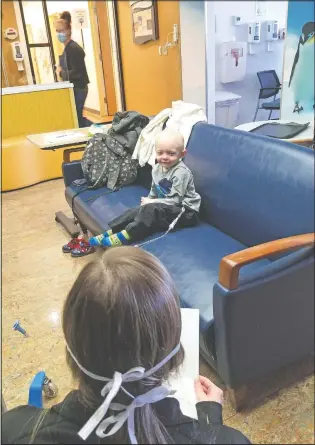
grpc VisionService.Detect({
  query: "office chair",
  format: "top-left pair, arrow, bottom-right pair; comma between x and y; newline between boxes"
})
254,70 -> 281,121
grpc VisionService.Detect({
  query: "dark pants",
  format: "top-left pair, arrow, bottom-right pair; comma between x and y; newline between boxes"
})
108,203 -> 198,242
74,87 -> 93,128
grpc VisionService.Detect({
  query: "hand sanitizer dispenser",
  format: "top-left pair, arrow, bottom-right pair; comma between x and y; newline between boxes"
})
11,42 -> 24,71
219,41 -> 247,83
266,21 -> 279,40
266,20 -> 279,51
247,22 -> 260,54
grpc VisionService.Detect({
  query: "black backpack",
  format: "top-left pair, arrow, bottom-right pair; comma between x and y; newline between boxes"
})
81,133 -> 138,190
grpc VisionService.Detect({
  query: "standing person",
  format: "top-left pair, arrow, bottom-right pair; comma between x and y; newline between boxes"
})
2,247 -> 251,444
54,11 -> 92,128
88,129 -> 201,249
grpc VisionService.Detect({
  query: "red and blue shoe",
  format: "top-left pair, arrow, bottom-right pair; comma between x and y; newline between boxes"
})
71,241 -> 95,257
62,237 -> 88,253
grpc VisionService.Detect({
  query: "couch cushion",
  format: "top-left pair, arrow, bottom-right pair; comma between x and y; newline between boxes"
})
185,123 -> 314,247
65,184 -> 148,235
143,223 -> 270,332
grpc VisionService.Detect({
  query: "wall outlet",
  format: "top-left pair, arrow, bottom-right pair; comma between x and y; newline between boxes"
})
233,16 -> 244,26
158,45 -> 168,56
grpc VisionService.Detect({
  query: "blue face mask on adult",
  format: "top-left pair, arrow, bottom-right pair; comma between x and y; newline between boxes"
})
57,32 -> 67,43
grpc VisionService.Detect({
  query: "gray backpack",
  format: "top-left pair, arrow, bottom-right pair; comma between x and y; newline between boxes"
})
81,133 -> 138,190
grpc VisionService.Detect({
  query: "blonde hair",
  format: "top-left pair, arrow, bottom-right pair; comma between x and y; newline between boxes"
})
54,11 -> 72,32
63,247 -> 184,444
156,128 -> 185,153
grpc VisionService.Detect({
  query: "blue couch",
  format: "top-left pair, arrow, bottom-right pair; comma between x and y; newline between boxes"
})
62,123 -> 314,409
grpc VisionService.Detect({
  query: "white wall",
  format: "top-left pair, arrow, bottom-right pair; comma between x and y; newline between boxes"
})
214,1 -> 288,125
179,2 -> 206,112
205,1 -> 216,124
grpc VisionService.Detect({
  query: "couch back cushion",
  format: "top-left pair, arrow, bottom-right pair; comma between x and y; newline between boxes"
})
185,123 -> 314,246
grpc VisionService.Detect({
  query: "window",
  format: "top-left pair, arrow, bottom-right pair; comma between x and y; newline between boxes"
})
19,1 -> 57,84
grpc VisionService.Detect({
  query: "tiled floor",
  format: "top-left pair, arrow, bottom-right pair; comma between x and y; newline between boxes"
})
2,180 -> 314,443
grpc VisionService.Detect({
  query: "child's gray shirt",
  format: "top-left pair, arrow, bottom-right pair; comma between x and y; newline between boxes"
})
148,160 -> 201,212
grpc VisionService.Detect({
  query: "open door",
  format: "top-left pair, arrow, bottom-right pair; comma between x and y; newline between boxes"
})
116,0 -> 182,115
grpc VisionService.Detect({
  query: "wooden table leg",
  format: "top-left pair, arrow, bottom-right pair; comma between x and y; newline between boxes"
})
63,146 -> 85,163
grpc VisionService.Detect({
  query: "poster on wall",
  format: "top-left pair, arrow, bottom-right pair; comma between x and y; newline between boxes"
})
130,1 -> 158,44
281,1 -> 314,122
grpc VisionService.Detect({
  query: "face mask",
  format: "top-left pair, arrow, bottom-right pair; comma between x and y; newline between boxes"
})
57,32 -> 67,43
66,341 -> 181,444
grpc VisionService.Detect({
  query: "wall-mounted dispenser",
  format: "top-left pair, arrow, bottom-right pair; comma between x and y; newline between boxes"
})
266,20 -> 279,40
247,22 -> 261,54
11,41 -> 24,71
219,41 -> 247,83
266,20 -> 279,51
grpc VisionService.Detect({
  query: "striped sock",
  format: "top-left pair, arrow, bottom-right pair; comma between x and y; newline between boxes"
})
89,229 -> 113,246
102,230 -> 131,247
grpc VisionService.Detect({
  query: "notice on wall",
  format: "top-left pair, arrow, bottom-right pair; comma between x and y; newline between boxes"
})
73,9 -> 88,29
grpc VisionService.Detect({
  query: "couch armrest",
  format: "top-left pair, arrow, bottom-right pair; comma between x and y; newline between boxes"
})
219,233 -> 315,290
62,161 -> 84,187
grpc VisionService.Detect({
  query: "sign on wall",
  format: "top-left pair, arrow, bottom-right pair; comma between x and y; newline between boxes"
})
73,9 -> 88,29
281,0 -> 314,121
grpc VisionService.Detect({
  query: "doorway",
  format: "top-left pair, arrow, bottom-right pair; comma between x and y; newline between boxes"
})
46,1 -> 103,116
15,0 -> 111,119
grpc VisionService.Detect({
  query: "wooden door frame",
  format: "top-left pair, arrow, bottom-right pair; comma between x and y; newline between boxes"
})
93,0 -> 121,115
88,1 -> 108,117
112,0 -> 126,111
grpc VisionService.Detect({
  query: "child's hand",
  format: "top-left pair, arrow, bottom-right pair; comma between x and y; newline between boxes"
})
194,376 -> 224,405
141,197 -> 152,206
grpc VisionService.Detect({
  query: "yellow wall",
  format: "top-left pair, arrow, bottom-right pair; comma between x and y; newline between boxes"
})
116,0 -> 182,116
2,86 -> 80,192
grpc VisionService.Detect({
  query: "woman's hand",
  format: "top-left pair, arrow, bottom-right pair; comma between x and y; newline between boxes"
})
141,197 -> 152,206
194,376 -> 224,405
55,65 -> 62,76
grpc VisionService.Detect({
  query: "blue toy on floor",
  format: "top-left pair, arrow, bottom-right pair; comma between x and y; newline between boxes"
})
28,372 -> 58,408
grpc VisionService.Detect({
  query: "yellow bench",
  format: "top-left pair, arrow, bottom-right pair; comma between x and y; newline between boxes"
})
2,83 -> 79,192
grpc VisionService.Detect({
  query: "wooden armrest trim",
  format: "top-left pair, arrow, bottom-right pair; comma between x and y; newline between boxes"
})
219,233 -> 315,290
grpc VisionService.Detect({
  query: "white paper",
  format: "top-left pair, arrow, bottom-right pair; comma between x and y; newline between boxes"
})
46,132 -> 86,144
168,308 -> 199,419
